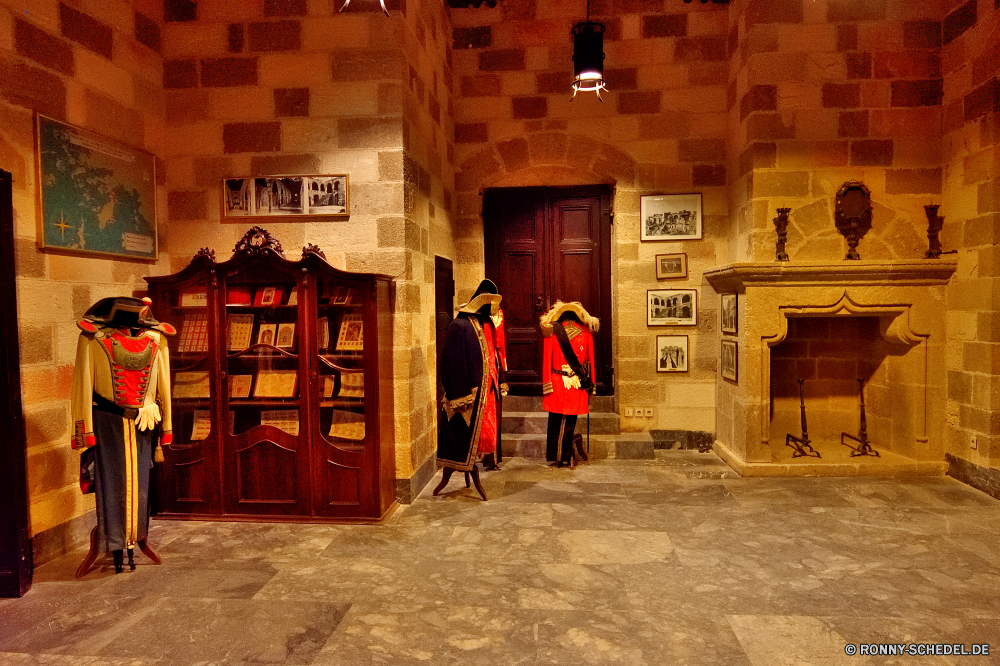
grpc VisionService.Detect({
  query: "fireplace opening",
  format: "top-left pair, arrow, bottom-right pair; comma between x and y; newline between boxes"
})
769,316 -> 913,463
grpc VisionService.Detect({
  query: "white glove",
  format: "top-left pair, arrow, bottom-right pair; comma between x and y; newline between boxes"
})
135,403 -> 162,431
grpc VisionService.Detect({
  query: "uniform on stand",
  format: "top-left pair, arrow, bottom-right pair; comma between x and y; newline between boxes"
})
434,280 -> 505,500
489,307 -> 509,468
71,297 -> 174,575
540,301 -> 598,467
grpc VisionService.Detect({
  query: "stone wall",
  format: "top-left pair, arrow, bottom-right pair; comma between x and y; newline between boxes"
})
451,0 -> 731,433
941,0 -> 999,480
728,0 -> 944,264
159,0 -> 453,498
0,0 -> 169,560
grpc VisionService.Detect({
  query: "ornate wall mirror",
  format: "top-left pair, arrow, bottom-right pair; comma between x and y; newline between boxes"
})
834,181 -> 872,260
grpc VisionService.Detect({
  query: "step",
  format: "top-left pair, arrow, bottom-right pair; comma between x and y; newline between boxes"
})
503,411 -> 620,436
501,433 -> 655,460
504,395 -> 616,413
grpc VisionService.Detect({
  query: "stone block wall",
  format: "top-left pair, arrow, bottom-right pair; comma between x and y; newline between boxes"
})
941,0 -> 1000,478
451,0 -> 730,433
727,0 -> 945,264
0,0 -> 169,559
159,0 -> 453,494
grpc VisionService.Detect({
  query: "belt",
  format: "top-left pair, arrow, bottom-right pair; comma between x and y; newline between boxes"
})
552,369 -> 576,377
93,392 -> 140,421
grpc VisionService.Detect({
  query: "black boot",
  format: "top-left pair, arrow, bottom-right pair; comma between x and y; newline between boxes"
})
127,548 -> 136,571
112,550 -> 124,574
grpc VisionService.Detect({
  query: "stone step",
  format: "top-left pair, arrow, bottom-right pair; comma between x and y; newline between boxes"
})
501,433 -> 655,460
504,394 -> 616,413
503,411 -> 620,436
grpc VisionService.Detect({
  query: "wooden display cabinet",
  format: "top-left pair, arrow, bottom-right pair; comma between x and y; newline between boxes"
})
145,227 -> 396,523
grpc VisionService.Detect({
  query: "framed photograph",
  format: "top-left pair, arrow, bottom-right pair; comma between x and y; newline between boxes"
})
227,314 -> 255,351
656,335 -> 688,372
336,314 -> 364,351
228,375 -> 253,399
173,372 -> 211,399
223,175 -> 349,217
254,370 -> 298,398
276,323 -> 296,349
36,115 -> 158,260
647,289 -> 697,326
721,294 -> 738,334
254,286 -> 284,307
721,339 -> 738,382
641,193 -> 702,241
317,317 -> 329,350
655,253 -> 688,279
256,323 -> 277,346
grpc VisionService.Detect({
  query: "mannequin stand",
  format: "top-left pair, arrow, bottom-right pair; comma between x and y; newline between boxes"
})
432,465 -> 487,501
76,526 -> 161,578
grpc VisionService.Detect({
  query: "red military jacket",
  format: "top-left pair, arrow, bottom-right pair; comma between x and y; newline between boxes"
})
541,320 -> 595,416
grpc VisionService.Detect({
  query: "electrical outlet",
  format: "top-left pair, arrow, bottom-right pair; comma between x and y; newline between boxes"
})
644,408 -> 654,418
624,407 -> 633,418
971,435 -> 978,450
632,406 -> 642,418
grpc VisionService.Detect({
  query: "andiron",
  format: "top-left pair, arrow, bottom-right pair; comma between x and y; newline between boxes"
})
841,378 -> 879,457
786,378 -> 820,458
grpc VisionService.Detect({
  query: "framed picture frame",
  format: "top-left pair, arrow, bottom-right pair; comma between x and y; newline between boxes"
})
223,175 -> 349,218
655,253 -> 688,279
721,293 -> 738,334
36,115 -> 158,260
228,314 -> 255,351
276,322 -> 296,349
647,289 -> 697,326
254,370 -> 298,398
336,314 -> 364,351
721,339 -> 738,382
656,335 -> 688,373
256,323 -> 277,346
254,286 -> 284,307
640,193 -> 703,241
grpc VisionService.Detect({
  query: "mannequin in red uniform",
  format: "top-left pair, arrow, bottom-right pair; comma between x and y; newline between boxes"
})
540,301 -> 599,467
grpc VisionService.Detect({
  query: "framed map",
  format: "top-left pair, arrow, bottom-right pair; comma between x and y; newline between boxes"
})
36,115 -> 157,260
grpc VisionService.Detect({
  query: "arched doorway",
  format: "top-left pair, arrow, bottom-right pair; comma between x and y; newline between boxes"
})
483,185 -> 613,396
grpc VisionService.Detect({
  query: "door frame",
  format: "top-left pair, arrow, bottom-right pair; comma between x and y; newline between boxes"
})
0,169 -> 32,597
483,184 -> 614,396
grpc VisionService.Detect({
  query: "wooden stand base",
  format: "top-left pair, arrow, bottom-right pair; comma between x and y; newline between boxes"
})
76,527 -> 162,578
432,465 -> 487,501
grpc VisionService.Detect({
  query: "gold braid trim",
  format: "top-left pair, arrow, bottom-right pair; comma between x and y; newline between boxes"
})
443,387 -> 478,426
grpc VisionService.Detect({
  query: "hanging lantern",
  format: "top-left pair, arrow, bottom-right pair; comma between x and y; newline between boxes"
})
571,20 -> 606,100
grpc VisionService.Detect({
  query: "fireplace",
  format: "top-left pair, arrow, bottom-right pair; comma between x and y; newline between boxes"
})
705,260 -> 957,476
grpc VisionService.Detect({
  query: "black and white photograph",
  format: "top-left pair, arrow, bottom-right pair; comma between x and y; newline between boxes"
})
721,293 -> 737,334
647,289 -> 697,326
656,335 -> 688,372
307,176 -> 349,215
640,193 -> 702,241
276,322 -> 296,349
721,339 -> 738,382
222,175 -> 350,217
655,252 -> 688,279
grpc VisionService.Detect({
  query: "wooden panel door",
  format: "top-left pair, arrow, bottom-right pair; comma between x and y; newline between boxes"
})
485,186 -> 612,395
484,189 -> 548,390
0,169 -> 31,597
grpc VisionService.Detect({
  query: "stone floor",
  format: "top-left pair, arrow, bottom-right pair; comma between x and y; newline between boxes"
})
3,452 -> 1000,665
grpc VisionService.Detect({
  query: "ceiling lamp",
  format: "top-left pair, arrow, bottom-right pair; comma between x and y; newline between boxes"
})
339,0 -> 389,17
571,1 -> 606,100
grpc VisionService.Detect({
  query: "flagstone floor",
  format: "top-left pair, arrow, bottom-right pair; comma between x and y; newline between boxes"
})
2,452 -> 1000,665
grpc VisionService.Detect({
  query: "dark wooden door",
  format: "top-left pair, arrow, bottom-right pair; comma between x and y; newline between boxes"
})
0,169 -> 32,597
434,257 -> 454,371
484,186 -> 612,396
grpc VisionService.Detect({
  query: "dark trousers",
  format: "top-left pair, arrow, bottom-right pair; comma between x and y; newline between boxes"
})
546,412 -> 577,463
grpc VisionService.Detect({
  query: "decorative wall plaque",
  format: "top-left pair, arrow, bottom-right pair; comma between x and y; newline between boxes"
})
834,181 -> 872,260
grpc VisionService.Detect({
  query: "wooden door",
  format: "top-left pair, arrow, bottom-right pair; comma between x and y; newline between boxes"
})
434,256 -> 454,371
484,186 -> 612,395
0,169 -> 31,597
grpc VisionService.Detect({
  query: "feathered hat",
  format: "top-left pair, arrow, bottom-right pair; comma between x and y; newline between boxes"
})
539,301 -> 599,337
457,279 -> 502,316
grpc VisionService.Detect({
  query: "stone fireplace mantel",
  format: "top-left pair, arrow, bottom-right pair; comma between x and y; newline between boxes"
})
704,259 -> 957,477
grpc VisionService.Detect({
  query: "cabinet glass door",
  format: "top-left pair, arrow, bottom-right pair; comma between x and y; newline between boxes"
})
221,263 -> 310,515
314,274 -> 369,513
157,272 -> 222,515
